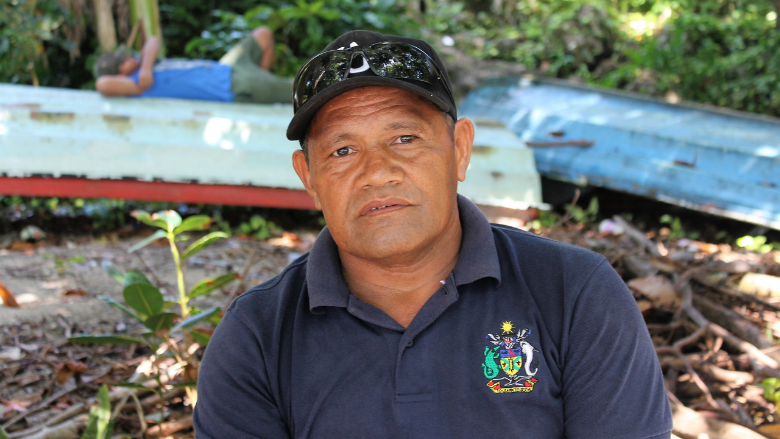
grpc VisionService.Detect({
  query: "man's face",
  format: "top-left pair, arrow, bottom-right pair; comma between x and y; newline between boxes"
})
117,57 -> 140,76
292,86 -> 473,263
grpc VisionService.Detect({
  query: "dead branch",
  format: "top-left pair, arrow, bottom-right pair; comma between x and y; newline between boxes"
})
144,415 -> 193,439
613,215 -> 661,256
670,399 -> 769,439
13,414 -> 87,439
693,274 -> 780,313
693,295 -> 780,365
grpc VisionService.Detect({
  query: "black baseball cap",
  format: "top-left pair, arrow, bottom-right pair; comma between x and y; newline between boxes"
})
286,30 -> 457,141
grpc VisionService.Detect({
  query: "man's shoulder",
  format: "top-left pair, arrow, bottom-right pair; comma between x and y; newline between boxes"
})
226,253 -> 309,324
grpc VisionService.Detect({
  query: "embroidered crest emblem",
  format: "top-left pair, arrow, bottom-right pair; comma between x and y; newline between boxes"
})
482,321 -> 539,393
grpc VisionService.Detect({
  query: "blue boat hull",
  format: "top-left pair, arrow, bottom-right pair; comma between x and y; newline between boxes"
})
459,77 -> 780,229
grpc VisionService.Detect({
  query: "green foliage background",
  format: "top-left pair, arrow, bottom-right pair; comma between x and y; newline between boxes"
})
1,0 -> 778,116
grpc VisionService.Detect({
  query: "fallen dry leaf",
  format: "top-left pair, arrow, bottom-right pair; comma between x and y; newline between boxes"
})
8,241 -> 35,251
628,275 -> 680,309
0,346 -> 23,361
0,280 -> 20,308
54,361 -> 89,384
2,391 -> 43,413
739,273 -> 780,297
759,423 -> 780,439
63,289 -> 87,296
268,232 -> 303,248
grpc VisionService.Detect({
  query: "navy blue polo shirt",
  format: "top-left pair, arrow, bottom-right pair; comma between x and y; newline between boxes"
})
194,196 -> 672,439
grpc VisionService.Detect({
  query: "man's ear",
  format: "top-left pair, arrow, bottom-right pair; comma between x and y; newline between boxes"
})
453,118 -> 474,182
292,150 -> 322,210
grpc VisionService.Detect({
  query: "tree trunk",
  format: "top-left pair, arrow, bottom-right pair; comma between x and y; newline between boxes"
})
773,0 -> 780,28
93,0 -> 117,52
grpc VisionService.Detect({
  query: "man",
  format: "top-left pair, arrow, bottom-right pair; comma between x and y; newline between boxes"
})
194,30 -> 673,438
94,27 -> 291,104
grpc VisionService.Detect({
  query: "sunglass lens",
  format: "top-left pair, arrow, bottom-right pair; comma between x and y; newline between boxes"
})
364,43 -> 437,83
295,51 -> 350,108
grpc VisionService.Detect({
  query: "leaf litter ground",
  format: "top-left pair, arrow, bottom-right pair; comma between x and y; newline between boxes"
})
1,213 -> 780,438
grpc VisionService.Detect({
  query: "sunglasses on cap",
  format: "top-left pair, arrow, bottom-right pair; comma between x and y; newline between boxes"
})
293,42 -> 455,112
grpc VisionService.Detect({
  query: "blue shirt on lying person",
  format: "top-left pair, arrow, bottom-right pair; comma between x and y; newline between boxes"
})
128,59 -> 234,102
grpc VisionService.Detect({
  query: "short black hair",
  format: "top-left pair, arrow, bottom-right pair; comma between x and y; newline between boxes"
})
94,50 -> 132,78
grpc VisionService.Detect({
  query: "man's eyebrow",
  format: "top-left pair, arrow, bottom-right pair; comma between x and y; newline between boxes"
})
385,121 -> 426,131
333,133 -> 356,143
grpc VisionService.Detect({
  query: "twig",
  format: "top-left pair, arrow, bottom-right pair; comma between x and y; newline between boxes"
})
2,366 -> 110,430
613,215 -> 661,256
133,250 -> 164,287
683,296 -> 779,370
222,246 -> 261,310
670,399 -> 768,439
144,415 -> 193,439
692,274 -> 780,312
554,189 -> 580,227
130,392 -> 149,435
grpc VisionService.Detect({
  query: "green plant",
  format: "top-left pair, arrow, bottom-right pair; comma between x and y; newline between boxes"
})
43,254 -> 86,275
736,235 -> 779,254
238,214 -> 281,240
530,211 -> 558,230
659,214 -> 700,241
70,210 -> 236,423
763,377 -> 780,402
183,0 -> 419,76
80,385 -> 114,439
572,197 -> 600,225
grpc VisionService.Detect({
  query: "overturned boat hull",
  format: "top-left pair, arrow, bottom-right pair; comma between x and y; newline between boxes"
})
459,77 -> 780,229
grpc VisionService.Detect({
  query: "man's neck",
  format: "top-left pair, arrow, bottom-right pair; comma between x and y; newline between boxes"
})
338,216 -> 463,328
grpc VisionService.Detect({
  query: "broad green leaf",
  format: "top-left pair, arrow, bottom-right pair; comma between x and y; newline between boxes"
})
188,272 -> 238,299
123,270 -> 152,287
173,215 -> 212,235
102,262 -> 125,285
162,300 -> 178,311
0,425 -> 10,439
131,210 -> 168,230
190,329 -> 212,346
123,283 -> 163,318
208,312 -> 223,326
69,334 -> 146,345
113,383 -> 157,393
172,307 -> 220,333
155,210 -> 183,232
182,231 -> 229,260
144,312 -> 178,333
128,229 -> 167,253
98,295 -> 142,322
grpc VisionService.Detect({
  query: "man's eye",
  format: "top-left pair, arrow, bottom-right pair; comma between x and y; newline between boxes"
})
332,147 -> 354,157
397,135 -> 416,144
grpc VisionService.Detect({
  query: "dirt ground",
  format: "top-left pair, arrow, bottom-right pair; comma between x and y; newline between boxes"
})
0,231 -> 316,327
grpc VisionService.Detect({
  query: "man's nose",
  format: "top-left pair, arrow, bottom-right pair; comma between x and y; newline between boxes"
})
358,149 -> 403,189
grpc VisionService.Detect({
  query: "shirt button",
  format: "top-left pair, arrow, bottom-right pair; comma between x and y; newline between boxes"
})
406,339 -> 414,348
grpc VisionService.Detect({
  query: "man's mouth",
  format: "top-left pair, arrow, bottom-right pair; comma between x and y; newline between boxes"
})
360,198 -> 411,217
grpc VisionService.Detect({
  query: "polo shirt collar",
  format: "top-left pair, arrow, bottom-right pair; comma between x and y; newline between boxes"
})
307,194 -> 501,311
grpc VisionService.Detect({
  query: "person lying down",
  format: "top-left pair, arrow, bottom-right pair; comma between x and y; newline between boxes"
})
94,27 -> 292,104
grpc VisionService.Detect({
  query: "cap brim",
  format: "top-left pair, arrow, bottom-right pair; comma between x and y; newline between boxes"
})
286,76 -> 455,141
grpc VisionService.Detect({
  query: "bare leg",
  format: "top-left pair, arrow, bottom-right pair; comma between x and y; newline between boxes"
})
252,27 -> 276,71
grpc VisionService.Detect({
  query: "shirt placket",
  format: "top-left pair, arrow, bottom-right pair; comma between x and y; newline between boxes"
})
393,275 -> 459,437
